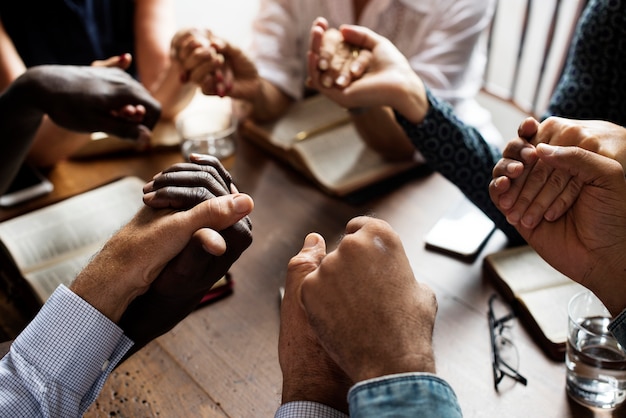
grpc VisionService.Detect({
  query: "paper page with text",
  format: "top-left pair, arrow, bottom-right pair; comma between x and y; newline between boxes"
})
0,177 -> 145,302
293,124 -> 421,194
265,95 -> 350,149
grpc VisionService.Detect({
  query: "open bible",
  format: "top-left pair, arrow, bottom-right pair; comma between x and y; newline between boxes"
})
241,95 -> 426,196
0,177 -> 145,339
0,177 -> 233,340
483,245 -> 586,361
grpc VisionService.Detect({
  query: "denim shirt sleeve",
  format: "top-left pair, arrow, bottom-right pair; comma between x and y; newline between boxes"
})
348,372 -> 463,418
609,308 -> 626,348
394,89 -> 524,246
0,284 -> 134,417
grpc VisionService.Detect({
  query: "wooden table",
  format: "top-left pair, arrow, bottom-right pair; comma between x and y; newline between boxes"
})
2,135 -> 622,418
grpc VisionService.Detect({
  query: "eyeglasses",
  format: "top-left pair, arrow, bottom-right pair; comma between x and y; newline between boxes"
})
488,294 -> 528,391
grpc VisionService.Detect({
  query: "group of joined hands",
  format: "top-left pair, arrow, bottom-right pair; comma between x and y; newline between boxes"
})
4,15 -> 626,416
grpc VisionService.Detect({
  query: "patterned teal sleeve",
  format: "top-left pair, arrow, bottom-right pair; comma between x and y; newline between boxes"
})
395,90 -> 524,245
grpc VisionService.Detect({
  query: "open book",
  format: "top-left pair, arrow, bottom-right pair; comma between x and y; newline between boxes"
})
241,95 -> 425,196
483,245 -> 586,361
0,177 -> 144,338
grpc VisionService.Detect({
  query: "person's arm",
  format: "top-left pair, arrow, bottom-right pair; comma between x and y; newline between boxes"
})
284,217 -> 462,417
0,18 -> 25,93
544,0 -> 626,125
0,285 -> 134,417
490,143 -> 626,316
0,19 -> 108,168
308,19 -> 415,161
120,154 -> 253,355
134,0 -> 197,120
0,65 -> 160,195
0,187 -> 253,416
173,27 -> 293,123
0,341 -> 11,358
307,24 -> 522,244
490,117 -> 626,229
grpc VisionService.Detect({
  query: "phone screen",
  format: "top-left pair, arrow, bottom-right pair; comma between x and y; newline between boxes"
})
0,164 -> 54,207
424,197 -> 496,261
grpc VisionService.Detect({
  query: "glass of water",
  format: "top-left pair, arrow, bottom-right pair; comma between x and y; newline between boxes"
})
566,290 -> 626,409
176,110 -> 237,162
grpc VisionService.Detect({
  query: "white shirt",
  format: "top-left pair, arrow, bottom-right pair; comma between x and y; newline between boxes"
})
250,0 -> 502,144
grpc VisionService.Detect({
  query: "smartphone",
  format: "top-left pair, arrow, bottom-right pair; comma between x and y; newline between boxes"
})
424,197 -> 496,262
0,164 -> 54,207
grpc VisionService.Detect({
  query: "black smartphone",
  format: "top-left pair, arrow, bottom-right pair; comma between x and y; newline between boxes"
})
0,164 -> 54,207
424,197 -> 496,262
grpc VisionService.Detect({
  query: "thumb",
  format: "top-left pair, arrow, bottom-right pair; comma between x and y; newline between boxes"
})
183,193 -> 254,233
518,117 -> 539,141
285,233 -> 326,292
339,24 -> 381,51
536,144 -> 625,184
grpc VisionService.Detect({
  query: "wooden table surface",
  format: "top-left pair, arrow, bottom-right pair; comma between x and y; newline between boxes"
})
2,132 -> 623,418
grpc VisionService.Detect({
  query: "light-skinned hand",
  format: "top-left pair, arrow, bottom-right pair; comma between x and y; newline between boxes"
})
298,216 -> 437,383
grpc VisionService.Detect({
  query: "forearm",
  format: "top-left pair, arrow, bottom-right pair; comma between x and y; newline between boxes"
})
27,118 -> 92,168
248,79 -> 294,122
70,225 -> 151,323
396,89 -> 524,245
0,70 -> 45,193
0,340 -> 11,358
350,106 -> 416,161
0,286 -> 133,416
148,62 -> 197,120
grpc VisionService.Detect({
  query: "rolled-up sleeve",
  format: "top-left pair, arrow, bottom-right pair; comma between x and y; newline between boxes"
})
348,373 -> 463,418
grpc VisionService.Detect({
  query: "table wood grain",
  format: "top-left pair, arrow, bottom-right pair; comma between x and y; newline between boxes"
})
2,133 -> 623,418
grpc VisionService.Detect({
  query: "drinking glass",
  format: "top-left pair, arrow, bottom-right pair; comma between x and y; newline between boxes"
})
566,290 -> 626,409
176,110 -> 237,162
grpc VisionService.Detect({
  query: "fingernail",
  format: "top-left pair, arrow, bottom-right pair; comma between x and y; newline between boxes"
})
322,75 -> 333,88
142,180 -> 155,192
506,211 -> 520,225
521,214 -> 536,229
303,233 -> 320,249
233,194 -> 251,214
336,75 -> 348,87
538,143 -> 557,155
506,162 -> 521,174
520,147 -> 535,161
319,59 -> 328,70
350,62 -> 361,74
500,195 -> 513,210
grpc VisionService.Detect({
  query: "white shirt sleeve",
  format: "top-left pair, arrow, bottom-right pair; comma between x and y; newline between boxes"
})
0,284 -> 134,417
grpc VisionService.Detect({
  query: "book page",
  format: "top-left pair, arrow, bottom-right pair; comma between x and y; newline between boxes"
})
0,177 -> 145,301
263,95 -> 350,149
293,124 -> 422,194
485,245 -> 572,295
518,281 -> 586,344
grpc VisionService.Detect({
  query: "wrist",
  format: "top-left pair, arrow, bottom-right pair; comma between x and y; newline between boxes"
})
353,350 -> 436,383
396,73 -> 428,124
348,107 -> 370,116
70,237 -> 149,322
281,364 -> 351,414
